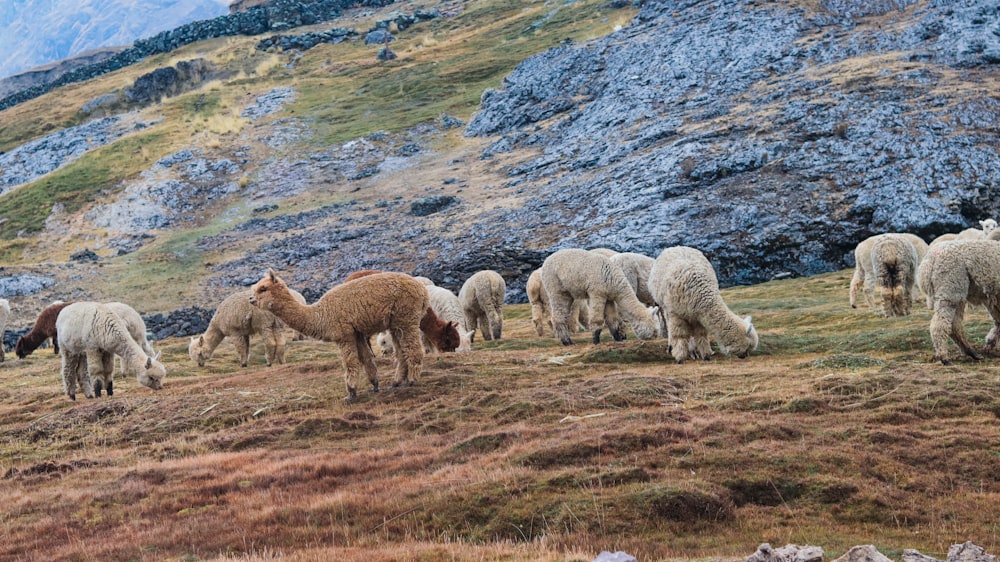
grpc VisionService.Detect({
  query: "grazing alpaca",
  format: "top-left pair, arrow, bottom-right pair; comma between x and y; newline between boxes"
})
15,301 -> 75,359
189,290 -> 287,368
56,302 -> 165,400
344,269 -> 461,352
251,269 -> 429,402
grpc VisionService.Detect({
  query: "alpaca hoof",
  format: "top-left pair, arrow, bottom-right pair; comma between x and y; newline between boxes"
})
611,329 -> 626,342
560,337 -> 573,346
107,381 -> 113,396
93,380 -> 103,397
851,304 -> 857,309
371,381 -> 379,393
592,330 -> 602,344
68,393 -> 76,401
344,388 -> 358,403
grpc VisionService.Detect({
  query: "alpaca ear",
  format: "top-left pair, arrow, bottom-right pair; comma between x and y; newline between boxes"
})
981,220 -> 988,229
744,315 -> 754,334
198,335 -> 204,345
267,268 -> 278,282
145,356 -> 152,369
154,351 -> 162,361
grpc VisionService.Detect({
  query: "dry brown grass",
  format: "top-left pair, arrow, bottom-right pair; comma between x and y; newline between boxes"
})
2,272 -> 1000,561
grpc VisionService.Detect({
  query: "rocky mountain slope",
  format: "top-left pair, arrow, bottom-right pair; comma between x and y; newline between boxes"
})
0,0 -> 229,81
0,0 -> 997,321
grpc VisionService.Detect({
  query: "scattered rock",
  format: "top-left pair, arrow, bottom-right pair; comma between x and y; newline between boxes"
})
0,275 -> 56,297
410,195 -> 459,216
948,542 -> 996,562
747,543 -> 824,562
365,29 -> 394,45
377,46 -> 398,61
69,249 -> 100,263
832,545 -> 894,562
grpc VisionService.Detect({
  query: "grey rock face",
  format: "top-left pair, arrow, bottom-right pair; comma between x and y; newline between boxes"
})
465,0 -> 1000,286
365,29 -> 394,45
0,275 -> 56,297
593,552 -> 638,562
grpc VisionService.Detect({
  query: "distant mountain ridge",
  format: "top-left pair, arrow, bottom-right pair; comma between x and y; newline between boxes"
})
0,0 -> 230,81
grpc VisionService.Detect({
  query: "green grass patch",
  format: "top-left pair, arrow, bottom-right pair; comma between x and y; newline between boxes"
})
0,130 -> 170,240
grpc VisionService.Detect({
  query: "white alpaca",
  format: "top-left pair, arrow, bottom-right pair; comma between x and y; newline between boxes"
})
850,233 -> 928,309
459,270 -> 506,341
56,302 -> 165,400
526,269 -> 588,337
648,246 -> 758,363
540,249 -> 656,345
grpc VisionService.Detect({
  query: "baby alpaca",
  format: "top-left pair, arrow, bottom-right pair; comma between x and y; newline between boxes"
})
189,289 -> 287,368
649,246 -> 758,363
251,270 -> 428,402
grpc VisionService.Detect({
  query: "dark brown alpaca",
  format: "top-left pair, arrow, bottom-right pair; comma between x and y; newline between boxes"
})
419,307 -> 461,352
15,301 -> 75,359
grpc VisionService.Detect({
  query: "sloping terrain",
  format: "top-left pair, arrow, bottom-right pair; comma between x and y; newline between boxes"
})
2,274 -> 999,560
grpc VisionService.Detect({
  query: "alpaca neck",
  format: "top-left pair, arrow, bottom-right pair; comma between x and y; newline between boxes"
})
201,325 -> 226,354
109,330 -> 148,375
703,302 -> 743,343
270,294 -> 322,340
21,329 -> 49,353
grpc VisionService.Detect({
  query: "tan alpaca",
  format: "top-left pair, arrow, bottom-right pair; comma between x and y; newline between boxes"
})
188,289 -> 287,368
250,269 -> 428,402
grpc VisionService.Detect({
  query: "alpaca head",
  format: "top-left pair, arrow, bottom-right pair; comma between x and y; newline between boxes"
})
14,336 -> 28,359
137,351 -> 166,390
728,316 -> 759,359
981,219 -> 998,236
438,321 -> 461,352
456,328 -> 475,352
375,332 -> 394,356
188,335 -> 211,367
250,269 -> 287,311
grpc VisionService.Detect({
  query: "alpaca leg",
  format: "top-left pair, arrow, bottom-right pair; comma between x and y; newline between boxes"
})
588,296 -> 609,344
236,335 -> 251,367
355,331 -> 380,393
863,271 -> 877,309
690,322 -> 712,360
574,299 -> 590,332
668,314 -> 692,364
531,302 -> 548,336
273,328 -> 286,364
604,301 -> 626,342
102,352 -> 115,396
488,304 -> 504,340
549,292 -> 576,346
477,314 -> 492,341
849,265 -> 863,308
984,305 -> 1000,354
337,338 -> 365,402
391,325 -> 424,387
61,352 -> 82,400
949,302 -> 981,360
82,350 -> 104,399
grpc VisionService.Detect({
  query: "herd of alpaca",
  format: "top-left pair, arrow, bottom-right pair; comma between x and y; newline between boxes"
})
9,219 -> 1000,402
850,218 -> 1000,364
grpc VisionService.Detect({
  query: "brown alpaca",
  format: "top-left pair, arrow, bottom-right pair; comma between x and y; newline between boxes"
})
15,301 -> 75,359
251,269 -> 429,402
344,269 -> 461,352
419,307 -> 461,352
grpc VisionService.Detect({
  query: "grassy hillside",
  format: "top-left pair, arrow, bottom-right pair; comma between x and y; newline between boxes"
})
2,271 -> 999,561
